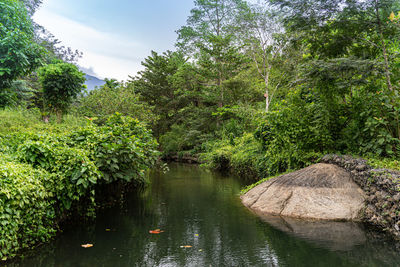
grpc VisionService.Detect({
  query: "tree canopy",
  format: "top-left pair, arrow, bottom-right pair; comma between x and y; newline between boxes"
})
0,0 -> 45,106
38,62 -> 85,121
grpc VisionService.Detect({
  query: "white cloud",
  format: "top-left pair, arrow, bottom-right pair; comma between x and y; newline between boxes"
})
78,66 -> 98,77
33,8 -> 148,80
81,51 -> 143,80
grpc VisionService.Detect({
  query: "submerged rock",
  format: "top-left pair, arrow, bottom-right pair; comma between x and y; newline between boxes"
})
241,163 -> 366,221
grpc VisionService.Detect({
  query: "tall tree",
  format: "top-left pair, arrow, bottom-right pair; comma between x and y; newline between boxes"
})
131,51 -> 186,136
235,3 -> 287,111
270,0 -> 400,92
177,0 -> 247,108
0,0 -> 45,106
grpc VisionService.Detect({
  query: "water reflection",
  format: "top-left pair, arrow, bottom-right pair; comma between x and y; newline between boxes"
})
7,163 -> 400,267
256,215 -> 367,250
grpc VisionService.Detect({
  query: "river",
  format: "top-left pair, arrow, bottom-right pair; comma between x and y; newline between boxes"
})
7,163 -> 400,266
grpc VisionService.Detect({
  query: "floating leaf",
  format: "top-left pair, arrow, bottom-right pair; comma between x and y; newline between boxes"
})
81,244 -> 94,248
149,229 -> 164,234
180,245 -> 193,248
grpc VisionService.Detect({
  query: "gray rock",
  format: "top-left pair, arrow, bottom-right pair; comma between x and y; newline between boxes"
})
241,163 -> 366,221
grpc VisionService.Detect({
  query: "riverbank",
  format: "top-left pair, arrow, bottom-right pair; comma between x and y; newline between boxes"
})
0,111 -> 159,261
162,153 -> 202,164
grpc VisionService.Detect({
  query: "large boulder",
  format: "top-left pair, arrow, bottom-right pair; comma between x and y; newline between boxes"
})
241,163 -> 366,221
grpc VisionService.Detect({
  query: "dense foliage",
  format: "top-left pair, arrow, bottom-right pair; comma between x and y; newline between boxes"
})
0,0 -> 45,107
77,79 -> 157,125
126,0 -> 400,180
0,111 -> 158,260
38,62 -> 86,121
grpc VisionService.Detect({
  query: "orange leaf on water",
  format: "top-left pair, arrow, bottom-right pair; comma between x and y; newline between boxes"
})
180,245 -> 193,248
81,244 -> 93,248
149,229 -> 165,234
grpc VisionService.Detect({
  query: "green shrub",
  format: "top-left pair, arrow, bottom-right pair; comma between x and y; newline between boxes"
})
67,113 -> 159,186
256,149 -> 322,177
0,160 -> 55,261
17,140 -> 100,212
201,133 -> 264,180
342,90 -> 400,157
76,82 -> 158,125
159,124 -> 201,157
253,88 -> 332,175
365,157 -> 400,171
229,133 -> 263,178
0,111 -> 159,260
38,62 -> 86,122
201,140 -> 233,171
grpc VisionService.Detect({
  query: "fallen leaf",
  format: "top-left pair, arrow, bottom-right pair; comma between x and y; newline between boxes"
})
180,245 -> 193,248
149,229 -> 165,234
81,244 -> 94,248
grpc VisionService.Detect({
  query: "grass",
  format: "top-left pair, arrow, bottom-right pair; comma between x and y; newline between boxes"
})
0,108 -> 87,134
240,170 -> 292,195
365,157 -> 400,172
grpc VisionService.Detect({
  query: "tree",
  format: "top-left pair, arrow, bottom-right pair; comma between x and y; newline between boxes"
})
78,80 -> 157,125
34,27 -> 83,63
176,0 -> 245,53
0,0 -> 45,106
177,0 -> 248,108
270,0 -> 400,92
131,51 -> 187,136
20,0 -> 42,15
268,0 -> 400,155
19,0 -> 83,63
38,62 -> 85,122
235,3 -> 287,112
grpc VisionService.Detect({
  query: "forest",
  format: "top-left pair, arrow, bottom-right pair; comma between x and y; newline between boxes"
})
1,0 -> 400,261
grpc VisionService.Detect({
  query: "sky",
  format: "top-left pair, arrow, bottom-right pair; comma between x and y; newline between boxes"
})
33,0 -> 195,80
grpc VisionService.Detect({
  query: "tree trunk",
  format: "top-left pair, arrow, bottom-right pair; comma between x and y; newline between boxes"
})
265,92 -> 270,113
264,65 -> 271,112
218,67 -> 223,108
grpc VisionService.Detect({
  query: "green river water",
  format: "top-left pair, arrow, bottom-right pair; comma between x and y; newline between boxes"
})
6,163 -> 400,267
